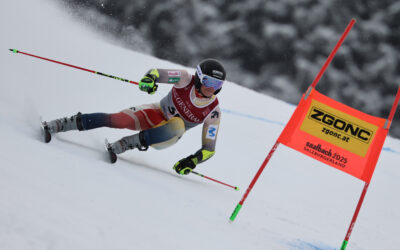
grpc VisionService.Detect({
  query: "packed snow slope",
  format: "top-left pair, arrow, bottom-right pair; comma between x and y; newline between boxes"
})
1,0 -> 400,249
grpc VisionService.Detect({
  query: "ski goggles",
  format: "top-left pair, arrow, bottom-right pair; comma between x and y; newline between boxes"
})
196,65 -> 224,90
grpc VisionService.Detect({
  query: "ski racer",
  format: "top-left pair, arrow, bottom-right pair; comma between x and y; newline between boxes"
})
42,58 -> 226,175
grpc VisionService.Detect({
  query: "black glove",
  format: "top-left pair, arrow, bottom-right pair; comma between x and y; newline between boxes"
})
173,156 -> 197,175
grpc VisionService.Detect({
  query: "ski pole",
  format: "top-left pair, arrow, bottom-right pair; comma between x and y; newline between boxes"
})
9,49 -> 139,85
191,170 -> 239,191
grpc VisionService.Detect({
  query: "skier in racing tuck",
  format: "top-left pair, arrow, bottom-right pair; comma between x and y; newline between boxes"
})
42,58 -> 225,175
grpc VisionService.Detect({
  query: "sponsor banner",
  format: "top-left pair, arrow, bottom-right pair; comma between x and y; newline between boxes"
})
301,100 -> 378,157
278,89 -> 388,183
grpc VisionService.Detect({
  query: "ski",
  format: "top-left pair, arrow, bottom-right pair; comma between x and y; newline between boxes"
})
41,119 -> 52,143
105,139 -> 117,164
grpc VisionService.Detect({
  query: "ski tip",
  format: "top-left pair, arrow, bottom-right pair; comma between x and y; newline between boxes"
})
104,138 -> 117,164
40,120 -> 52,143
9,49 -> 18,53
234,187 -> 240,191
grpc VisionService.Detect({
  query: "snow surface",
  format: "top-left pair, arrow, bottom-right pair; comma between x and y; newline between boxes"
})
1,0 -> 400,249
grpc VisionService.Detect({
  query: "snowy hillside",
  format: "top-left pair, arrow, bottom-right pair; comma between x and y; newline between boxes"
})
1,0 -> 400,249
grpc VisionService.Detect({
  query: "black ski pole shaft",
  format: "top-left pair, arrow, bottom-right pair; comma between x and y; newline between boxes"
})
191,170 -> 239,191
9,49 -> 139,85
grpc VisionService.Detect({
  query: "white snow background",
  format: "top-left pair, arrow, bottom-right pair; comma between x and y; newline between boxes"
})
1,0 -> 400,249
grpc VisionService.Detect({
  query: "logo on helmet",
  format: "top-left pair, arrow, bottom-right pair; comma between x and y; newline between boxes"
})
212,70 -> 224,79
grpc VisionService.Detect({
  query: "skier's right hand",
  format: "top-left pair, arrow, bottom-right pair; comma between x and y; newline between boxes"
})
173,156 -> 197,175
139,69 -> 159,95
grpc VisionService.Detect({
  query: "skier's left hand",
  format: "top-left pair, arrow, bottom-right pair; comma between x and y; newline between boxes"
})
173,156 -> 197,175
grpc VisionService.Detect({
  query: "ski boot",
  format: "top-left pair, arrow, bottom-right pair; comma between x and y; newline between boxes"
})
42,112 -> 84,143
105,132 -> 149,164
